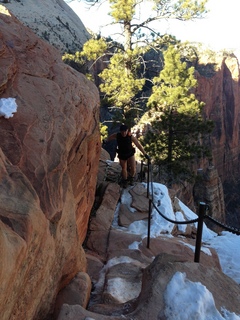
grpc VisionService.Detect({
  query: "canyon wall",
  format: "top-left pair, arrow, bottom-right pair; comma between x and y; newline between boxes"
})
196,54 -> 240,182
0,6 -> 100,319
195,54 -> 240,225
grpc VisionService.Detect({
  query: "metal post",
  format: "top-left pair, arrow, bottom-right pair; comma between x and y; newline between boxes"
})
194,202 -> 207,263
147,158 -> 150,198
140,160 -> 143,182
147,198 -> 152,248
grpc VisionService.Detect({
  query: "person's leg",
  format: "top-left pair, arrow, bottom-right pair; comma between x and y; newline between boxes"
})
127,155 -> 136,184
119,159 -> 128,180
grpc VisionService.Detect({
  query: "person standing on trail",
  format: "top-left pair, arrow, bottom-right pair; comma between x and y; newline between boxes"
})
106,124 -> 150,188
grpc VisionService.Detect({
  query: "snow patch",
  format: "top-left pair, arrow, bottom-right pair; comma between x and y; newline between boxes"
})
0,98 -> 18,118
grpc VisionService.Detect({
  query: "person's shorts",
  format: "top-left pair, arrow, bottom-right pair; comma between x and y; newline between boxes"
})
118,149 -> 135,161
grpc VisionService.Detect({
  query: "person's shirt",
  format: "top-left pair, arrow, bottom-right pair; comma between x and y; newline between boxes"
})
116,132 -> 134,155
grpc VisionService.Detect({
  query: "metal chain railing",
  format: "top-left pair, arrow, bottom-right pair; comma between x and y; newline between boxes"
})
205,215 -> 240,235
151,201 -> 199,225
140,159 -> 240,263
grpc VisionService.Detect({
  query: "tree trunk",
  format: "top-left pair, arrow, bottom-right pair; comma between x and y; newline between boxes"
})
167,109 -> 174,186
124,21 -> 132,51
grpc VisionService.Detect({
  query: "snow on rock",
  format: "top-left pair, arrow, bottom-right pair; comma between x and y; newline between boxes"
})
0,98 -> 18,118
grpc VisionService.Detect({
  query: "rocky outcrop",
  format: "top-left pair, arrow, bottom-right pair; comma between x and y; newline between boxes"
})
3,0 -> 90,53
0,6 -> 100,319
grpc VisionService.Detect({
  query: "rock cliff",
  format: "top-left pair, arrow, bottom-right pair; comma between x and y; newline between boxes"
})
0,5 -> 100,319
195,54 -> 240,183
194,54 -> 240,224
165,51 -> 240,236
3,0 -> 90,53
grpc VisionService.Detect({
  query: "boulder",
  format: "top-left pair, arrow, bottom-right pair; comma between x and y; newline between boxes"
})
54,272 -> 92,319
129,183 -> 149,212
118,203 -> 148,227
131,253 -> 240,319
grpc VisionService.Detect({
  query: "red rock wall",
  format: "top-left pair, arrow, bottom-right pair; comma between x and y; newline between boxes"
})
0,6 -> 100,319
195,56 -> 240,182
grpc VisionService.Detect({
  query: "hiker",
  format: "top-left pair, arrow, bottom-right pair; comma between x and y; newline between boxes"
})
106,124 -> 150,187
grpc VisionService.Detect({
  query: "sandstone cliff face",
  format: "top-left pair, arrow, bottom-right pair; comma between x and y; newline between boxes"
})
196,54 -> 240,182
194,54 -> 240,225
4,0 -> 90,53
0,6 -> 100,319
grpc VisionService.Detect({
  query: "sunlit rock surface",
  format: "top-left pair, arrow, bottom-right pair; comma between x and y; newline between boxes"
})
0,6 -> 100,319
3,0 -> 90,53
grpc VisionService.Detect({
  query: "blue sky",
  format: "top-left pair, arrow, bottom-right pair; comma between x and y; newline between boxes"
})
67,0 -> 239,52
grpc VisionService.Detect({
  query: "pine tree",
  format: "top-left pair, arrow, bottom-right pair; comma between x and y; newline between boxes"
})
77,0 -> 208,127
144,45 -> 213,185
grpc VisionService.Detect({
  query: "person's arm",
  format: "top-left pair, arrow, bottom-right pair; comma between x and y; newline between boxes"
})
131,136 -> 147,156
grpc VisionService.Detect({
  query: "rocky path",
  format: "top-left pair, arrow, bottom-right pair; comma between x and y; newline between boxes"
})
55,153 -> 240,319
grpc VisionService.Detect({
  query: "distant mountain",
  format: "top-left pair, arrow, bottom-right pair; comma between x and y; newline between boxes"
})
3,0 -> 90,53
